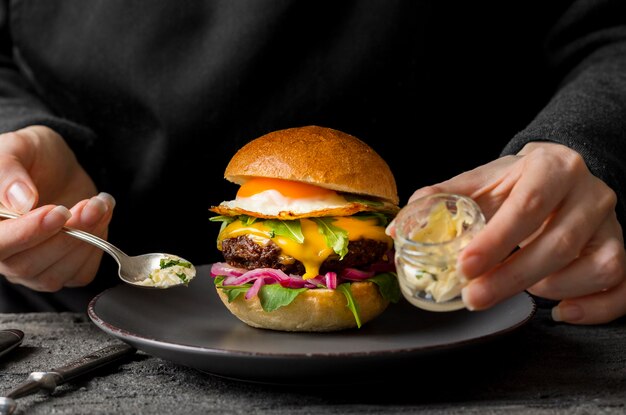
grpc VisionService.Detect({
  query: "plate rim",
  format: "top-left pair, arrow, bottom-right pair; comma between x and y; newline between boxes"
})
87,282 -> 537,360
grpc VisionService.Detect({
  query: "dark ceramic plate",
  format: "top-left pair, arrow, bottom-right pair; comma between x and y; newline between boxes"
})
88,265 -> 536,384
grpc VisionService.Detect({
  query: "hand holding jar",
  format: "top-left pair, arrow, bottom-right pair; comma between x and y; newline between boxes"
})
387,142 -> 626,325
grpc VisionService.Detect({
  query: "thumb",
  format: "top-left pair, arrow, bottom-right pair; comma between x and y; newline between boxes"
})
0,137 -> 38,214
407,158 -> 509,205
388,184 -> 457,237
407,185 -> 447,204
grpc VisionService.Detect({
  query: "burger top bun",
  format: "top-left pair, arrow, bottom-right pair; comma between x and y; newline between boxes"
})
224,125 -> 399,206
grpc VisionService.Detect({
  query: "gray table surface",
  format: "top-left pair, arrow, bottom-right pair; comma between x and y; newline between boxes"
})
0,303 -> 625,415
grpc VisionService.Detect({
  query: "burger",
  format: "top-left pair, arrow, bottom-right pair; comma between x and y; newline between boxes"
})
209,125 -> 401,332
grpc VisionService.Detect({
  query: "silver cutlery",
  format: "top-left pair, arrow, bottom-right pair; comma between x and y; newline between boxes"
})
0,330 -> 23,359
0,343 -> 136,415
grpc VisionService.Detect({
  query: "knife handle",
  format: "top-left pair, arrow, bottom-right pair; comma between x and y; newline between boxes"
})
52,343 -> 136,383
0,329 -> 24,358
4,343 -> 136,401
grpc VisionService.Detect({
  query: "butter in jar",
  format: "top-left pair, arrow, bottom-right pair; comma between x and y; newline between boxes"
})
392,193 -> 485,311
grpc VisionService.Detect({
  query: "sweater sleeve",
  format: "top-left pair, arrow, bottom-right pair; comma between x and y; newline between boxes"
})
502,0 -> 626,226
0,2 -> 96,156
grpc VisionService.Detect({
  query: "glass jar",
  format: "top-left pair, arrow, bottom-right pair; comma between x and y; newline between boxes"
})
392,193 -> 485,312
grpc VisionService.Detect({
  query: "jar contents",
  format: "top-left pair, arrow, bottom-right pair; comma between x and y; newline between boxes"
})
393,193 -> 485,311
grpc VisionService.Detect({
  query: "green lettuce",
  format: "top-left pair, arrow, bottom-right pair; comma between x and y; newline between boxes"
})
214,272 -> 400,328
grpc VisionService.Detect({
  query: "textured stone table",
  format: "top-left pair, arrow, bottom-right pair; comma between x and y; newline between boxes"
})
0,303 -> 625,414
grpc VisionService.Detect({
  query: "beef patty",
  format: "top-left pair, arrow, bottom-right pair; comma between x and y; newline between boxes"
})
221,235 -> 390,276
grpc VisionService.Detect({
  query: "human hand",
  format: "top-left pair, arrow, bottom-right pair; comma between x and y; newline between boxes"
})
402,142 -> 626,325
0,125 -> 115,291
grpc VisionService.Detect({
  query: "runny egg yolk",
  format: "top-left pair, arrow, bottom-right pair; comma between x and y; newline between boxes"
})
237,178 -> 337,199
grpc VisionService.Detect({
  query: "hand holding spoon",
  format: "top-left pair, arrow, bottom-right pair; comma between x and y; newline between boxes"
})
0,207 -> 196,289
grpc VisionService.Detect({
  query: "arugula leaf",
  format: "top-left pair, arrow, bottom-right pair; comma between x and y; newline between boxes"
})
311,217 -> 349,259
209,215 -> 236,236
264,219 -> 304,243
258,284 -> 308,312
176,272 -> 189,284
208,215 -> 234,224
336,283 -> 362,328
342,194 -> 384,207
368,272 -> 401,303
353,212 -> 393,227
239,215 -> 257,226
215,276 -> 253,302
214,276 -> 308,311
160,258 -> 192,269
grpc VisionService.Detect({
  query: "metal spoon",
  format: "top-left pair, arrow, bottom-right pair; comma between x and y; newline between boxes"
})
0,208 -> 196,289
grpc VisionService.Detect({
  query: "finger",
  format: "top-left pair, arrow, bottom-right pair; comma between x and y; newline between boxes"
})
393,157 -> 518,237
459,151 -> 579,280
68,192 -> 115,228
0,205 -> 71,260
407,156 -> 519,207
551,278 -> 626,325
1,193 -> 114,291
62,193 -> 116,287
528,214 -> 624,300
461,176 -> 615,310
0,156 -> 37,213
407,185 -> 446,204
0,131 -> 38,213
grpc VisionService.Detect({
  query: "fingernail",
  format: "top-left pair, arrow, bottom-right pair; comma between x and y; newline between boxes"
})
82,196 -> 108,226
42,206 -> 71,231
385,219 -> 396,237
461,282 -> 494,311
552,304 -> 584,322
96,192 -> 116,209
459,253 -> 483,279
7,181 -> 35,213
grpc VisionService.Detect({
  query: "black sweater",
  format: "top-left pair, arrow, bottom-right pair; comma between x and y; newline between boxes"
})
0,0 -> 625,311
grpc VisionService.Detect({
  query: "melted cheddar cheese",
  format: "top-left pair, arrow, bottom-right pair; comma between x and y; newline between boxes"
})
217,216 -> 392,279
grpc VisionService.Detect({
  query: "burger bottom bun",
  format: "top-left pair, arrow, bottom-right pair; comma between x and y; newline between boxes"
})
216,281 -> 389,332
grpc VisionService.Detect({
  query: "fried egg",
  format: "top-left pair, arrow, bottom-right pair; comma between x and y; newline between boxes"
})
210,177 -> 398,219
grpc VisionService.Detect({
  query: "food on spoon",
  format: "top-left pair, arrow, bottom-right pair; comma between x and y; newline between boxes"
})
137,255 -> 196,288
209,125 -> 401,331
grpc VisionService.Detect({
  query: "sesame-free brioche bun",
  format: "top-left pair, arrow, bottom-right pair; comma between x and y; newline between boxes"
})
216,281 -> 389,332
224,125 -> 399,205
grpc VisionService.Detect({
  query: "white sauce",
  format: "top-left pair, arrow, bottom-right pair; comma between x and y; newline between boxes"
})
137,256 -> 196,288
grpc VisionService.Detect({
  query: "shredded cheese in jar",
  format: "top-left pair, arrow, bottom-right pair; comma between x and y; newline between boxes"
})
393,194 -> 485,311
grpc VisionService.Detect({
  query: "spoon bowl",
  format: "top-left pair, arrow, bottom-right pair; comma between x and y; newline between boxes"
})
0,209 -> 196,289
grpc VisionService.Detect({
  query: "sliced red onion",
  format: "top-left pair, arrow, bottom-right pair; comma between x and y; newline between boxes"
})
212,261 -> 392,294
210,262 -> 245,278
213,264 -> 309,288
303,275 -> 326,288
341,268 -> 375,280
245,277 -> 265,299
325,272 -> 338,289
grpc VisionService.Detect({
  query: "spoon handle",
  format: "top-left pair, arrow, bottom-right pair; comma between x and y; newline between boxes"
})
0,208 -> 127,264
61,227 -> 126,262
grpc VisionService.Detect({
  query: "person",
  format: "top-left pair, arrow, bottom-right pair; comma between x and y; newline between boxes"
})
0,1 -> 624,325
